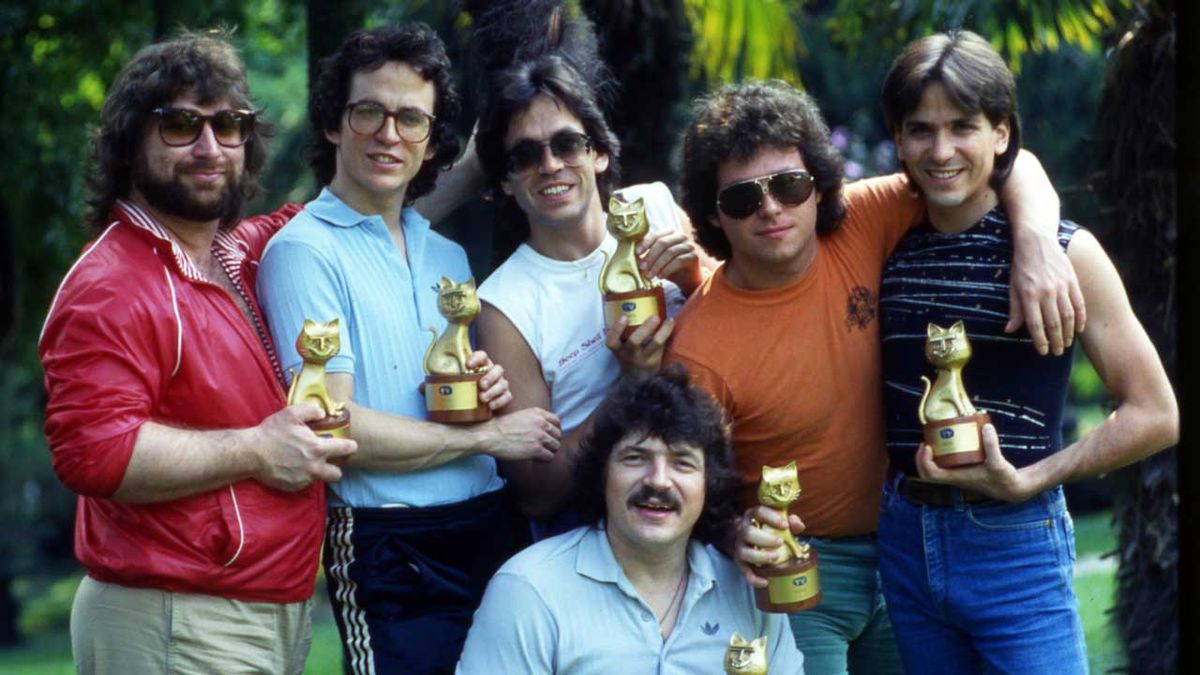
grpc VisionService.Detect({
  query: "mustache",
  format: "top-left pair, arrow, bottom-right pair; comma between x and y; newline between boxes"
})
628,485 -> 681,510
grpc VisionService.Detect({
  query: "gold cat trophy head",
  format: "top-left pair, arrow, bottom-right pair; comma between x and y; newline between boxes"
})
724,633 -> 768,675
757,460 -> 802,509
436,276 -> 480,324
924,320 -> 972,367
606,195 -> 650,239
295,318 -> 341,363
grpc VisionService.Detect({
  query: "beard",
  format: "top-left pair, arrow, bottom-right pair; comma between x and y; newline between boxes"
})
132,154 -> 245,228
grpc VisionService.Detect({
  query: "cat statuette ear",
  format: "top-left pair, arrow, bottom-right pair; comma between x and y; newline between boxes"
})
438,276 -> 453,290
328,318 -> 339,329
464,278 -> 477,291
949,320 -> 966,335
927,322 -> 943,338
782,459 -> 797,474
304,318 -> 316,330
729,632 -> 749,647
751,636 -> 767,650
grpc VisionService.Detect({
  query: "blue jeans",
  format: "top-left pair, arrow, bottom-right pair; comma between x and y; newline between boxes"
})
877,477 -> 1087,674
786,535 -> 904,675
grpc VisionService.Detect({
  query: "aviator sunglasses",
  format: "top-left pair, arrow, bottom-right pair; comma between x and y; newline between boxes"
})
506,131 -> 593,174
716,169 -> 815,219
152,107 -> 257,148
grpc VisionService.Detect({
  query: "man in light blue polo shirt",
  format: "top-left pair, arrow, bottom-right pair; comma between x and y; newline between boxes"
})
257,25 -> 562,674
457,367 -> 804,674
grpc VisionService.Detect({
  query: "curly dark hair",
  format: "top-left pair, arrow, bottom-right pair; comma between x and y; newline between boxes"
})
84,29 -> 270,233
881,30 -> 1021,191
308,24 -> 461,204
475,55 -> 621,262
572,366 -> 738,547
680,80 -> 847,261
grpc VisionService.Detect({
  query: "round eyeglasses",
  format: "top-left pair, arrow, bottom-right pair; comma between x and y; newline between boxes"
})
345,101 -> 436,143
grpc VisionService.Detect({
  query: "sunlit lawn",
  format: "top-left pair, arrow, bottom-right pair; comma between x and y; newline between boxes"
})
0,511 -> 1128,674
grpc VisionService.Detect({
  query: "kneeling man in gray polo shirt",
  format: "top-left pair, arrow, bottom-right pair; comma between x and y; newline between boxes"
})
457,367 -> 804,674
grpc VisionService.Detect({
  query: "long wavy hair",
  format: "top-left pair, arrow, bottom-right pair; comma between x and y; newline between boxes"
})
680,80 -> 847,261
84,29 -> 269,233
572,366 -> 738,547
308,23 -> 461,204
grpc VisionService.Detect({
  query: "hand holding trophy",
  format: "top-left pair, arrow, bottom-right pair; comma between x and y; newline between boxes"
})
599,195 -> 667,339
918,321 -> 990,468
423,277 -> 492,424
751,461 -> 820,613
287,318 -> 351,438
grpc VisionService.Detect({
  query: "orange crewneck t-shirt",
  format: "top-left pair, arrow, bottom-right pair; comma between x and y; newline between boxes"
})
667,175 -> 921,537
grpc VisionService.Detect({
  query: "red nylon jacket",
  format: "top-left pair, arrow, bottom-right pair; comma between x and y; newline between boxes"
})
39,200 -> 322,603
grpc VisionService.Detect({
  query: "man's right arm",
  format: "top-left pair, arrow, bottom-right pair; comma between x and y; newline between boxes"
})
112,404 -> 355,503
40,277 -> 354,504
324,371 -> 559,473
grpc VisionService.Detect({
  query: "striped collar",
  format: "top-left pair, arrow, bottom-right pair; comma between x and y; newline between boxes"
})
113,199 -> 249,285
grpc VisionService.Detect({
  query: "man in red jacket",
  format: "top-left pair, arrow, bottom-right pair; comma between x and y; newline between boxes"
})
39,30 -> 356,674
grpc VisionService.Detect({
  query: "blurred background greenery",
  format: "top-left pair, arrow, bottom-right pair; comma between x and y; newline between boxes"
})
0,0 -> 1178,671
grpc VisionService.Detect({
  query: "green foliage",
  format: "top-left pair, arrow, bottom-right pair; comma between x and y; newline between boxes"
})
683,0 -> 805,86
824,0 -> 1130,71
15,576 -> 81,636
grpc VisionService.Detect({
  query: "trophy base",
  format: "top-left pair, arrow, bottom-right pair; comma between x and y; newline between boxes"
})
425,373 -> 492,424
307,409 -> 351,440
924,412 -> 991,468
603,286 -> 667,339
752,550 -> 821,613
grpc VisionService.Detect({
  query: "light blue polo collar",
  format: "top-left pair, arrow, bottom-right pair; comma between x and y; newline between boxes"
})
577,523 -> 718,592
306,187 -> 431,237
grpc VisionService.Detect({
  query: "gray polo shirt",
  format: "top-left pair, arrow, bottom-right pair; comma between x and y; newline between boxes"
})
457,524 -> 805,674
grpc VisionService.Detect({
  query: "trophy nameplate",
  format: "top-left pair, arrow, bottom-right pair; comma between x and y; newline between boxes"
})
424,277 -> 491,424
918,321 -> 989,468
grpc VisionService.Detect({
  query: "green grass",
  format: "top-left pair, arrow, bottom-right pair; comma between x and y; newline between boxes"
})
2,512 -> 1129,673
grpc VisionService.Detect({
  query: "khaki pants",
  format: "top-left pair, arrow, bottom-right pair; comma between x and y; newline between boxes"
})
71,576 -> 312,675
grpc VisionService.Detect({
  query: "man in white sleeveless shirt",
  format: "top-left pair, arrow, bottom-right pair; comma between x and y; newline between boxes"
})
470,54 -> 716,532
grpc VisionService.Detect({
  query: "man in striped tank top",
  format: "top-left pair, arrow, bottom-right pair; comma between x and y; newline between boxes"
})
875,30 -> 1177,674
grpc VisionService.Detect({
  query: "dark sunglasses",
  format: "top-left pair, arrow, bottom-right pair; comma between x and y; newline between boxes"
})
715,169 -> 815,219
345,101 -> 436,143
152,107 -> 257,148
506,131 -> 593,174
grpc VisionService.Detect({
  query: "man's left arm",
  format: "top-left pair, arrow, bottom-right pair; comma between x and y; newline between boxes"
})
1002,149 -> 1087,356
917,229 -> 1178,500
234,202 -> 305,261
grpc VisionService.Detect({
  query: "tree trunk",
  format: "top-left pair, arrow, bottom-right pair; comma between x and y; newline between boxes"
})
307,0 -> 366,89
1092,5 -> 1177,672
583,0 -> 692,188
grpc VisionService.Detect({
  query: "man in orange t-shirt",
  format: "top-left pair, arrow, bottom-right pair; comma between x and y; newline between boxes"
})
665,80 -> 1081,674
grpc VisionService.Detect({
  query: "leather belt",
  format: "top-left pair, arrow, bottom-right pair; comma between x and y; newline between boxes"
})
896,475 -> 990,506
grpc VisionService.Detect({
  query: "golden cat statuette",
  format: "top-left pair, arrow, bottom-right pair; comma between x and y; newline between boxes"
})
724,633 -> 768,675
751,461 -> 820,613
287,318 -> 350,439
598,195 -> 666,337
423,276 -> 491,424
918,321 -> 990,468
